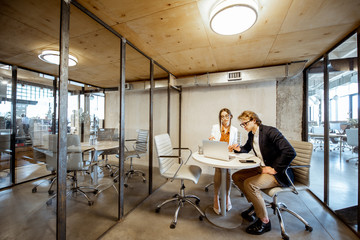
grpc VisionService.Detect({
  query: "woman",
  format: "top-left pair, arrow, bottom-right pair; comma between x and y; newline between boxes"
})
209,108 -> 238,214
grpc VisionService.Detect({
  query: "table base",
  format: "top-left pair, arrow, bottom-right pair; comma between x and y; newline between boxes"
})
205,205 -> 243,229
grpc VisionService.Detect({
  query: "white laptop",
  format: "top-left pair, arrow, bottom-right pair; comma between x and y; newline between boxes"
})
202,140 -> 234,161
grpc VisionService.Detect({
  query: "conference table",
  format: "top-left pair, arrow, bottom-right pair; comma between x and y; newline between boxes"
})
308,133 -> 346,159
192,152 -> 260,228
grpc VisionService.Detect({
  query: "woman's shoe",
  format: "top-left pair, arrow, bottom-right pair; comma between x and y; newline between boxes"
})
213,207 -> 220,215
226,199 -> 232,212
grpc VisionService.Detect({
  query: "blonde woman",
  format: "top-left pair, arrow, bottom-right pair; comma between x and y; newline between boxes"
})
209,108 -> 238,214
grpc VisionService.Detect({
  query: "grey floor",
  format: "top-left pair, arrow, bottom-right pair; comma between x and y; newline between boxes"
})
100,174 -> 358,240
0,148 -> 359,240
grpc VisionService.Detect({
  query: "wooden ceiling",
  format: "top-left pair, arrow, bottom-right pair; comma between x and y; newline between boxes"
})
0,0 -> 359,88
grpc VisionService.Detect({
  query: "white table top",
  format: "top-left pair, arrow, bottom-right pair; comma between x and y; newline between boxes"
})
192,152 -> 260,169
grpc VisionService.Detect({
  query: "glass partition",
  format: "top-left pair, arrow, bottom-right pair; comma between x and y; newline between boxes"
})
0,64 -> 12,188
67,4 -> 120,239
328,33 -> 358,231
308,58 -> 325,201
123,44 -> 151,214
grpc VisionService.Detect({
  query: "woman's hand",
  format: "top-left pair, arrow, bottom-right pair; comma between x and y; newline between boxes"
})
228,144 -> 240,152
261,166 -> 277,175
209,136 -> 215,141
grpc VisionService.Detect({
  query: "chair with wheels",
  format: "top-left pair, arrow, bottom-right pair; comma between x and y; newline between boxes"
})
112,129 -> 149,187
42,134 -> 99,206
154,133 -> 205,229
345,128 -> 358,165
262,140 -> 313,240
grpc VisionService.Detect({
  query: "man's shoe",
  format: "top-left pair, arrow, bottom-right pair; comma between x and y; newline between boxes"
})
245,218 -> 271,235
241,205 -> 256,222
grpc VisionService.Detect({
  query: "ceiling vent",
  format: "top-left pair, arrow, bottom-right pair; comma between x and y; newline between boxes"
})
125,83 -> 133,90
228,71 -> 242,81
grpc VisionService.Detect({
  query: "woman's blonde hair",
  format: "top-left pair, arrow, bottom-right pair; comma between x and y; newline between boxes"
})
238,110 -> 262,125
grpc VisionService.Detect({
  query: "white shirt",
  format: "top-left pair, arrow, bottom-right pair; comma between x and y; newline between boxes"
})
252,127 -> 265,166
210,124 -> 239,145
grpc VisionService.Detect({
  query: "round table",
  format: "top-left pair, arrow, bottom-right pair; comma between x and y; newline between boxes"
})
192,152 -> 260,228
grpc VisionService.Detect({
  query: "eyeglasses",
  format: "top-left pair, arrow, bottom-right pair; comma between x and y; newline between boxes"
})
221,114 -> 230,119
240,120 -> 251,128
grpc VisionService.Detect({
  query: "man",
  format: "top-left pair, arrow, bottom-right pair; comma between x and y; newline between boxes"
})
229,110 -> 296,235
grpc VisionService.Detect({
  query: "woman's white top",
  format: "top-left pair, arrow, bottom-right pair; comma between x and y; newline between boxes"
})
210,124 -> 239,145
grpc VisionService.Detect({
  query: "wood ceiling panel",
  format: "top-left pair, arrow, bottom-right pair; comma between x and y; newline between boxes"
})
280,0 -> 360,34
69,28 -> 120,67
161,47 -> 218,76
77,0 -> 195,25
0,14 -> 57,61
211,37 -> 275,71
69,63 -> 120,88
266,24 -> 355,66
124,2 -> 209,55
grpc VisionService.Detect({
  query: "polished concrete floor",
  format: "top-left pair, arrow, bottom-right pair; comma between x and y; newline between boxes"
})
0,149 -> 359,239
101,174 -> 359,240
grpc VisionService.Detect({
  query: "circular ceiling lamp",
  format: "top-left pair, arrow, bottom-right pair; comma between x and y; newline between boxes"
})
38,50 -> 78,67
210,0 -> 258,36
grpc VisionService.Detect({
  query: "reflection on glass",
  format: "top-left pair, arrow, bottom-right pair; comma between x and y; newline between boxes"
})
327,33 -> 358,231
308,58 -> 325,201
15,69 -> 55,185
0,64 -> 12,188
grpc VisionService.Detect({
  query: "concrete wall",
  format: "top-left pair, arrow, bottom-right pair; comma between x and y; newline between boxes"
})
276,73 -> 303,141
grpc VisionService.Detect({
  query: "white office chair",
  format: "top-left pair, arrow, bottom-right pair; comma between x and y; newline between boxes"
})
42,134 -> 99,206
154,133 -> 205,229
112,129 -> 149,187
345,128 -> 358,165
262,140 -> 313,240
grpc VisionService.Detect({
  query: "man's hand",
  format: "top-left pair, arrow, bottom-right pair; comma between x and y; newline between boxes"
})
228,144 -> 240,152
261,166 -> 277,175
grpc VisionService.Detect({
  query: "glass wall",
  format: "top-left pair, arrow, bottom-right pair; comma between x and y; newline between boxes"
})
307,32 -> 359,233
0,63 -> 12,188
307,58 -> 325,201
328,33 -> 358,230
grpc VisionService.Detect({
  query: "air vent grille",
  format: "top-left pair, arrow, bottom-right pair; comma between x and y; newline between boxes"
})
228,71 -> 242,81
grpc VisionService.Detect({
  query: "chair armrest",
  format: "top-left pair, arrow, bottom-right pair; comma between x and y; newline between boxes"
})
286,165 -> 310,194
158,155 -> 183,182
125,139 -> 136,142
172,147 -> 192,164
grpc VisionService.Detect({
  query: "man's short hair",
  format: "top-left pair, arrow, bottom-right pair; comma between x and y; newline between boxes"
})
238,111 -> 262,125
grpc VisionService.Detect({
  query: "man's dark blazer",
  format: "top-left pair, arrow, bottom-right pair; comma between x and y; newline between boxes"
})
235,124 -> 296,186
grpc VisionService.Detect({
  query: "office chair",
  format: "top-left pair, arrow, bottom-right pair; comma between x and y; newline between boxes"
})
345,128 -> 358,165
262,140 -> 313,240
154,133 -> 205,229
112,129 -> 149,187
43,134 -> 99,206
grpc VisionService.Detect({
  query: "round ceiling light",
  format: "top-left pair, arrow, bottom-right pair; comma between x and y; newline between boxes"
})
38,50 -> 78,66
210,0 -> 258,36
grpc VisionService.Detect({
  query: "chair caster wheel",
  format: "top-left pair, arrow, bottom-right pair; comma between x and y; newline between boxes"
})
124,184 -> 128,188
113,179 -> 118,183
46,199 -> 52,206
93,189 -> 99,194
204,187 -> 209,192
110,173 -> 114,177
155,207 -> 160,213
199,215 -> 204,221
143,179 -> 146,183
88,201 -> 94,206
142,173 -> 145,177
281,233 -> 289,240
48,190 -> 54,195
195,199 -> 200,205
305,226 -> 313,232
32,187 -> 37,193
170,222 -> 176,229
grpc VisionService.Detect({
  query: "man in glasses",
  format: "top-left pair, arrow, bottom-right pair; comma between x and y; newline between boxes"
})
229,110 -> 296,235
